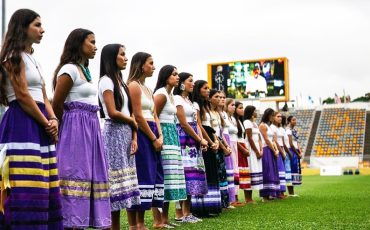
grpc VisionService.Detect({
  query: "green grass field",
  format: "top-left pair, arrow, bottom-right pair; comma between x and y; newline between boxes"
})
117,176 -> 370,230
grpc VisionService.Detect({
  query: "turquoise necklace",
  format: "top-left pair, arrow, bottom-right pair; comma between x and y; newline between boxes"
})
79,64 -> 92,82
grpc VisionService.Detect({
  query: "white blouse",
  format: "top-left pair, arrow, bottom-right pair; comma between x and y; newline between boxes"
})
154,87 -> 176,123
57,64 -> 97,105
98,76 -> 130,118
174,95 -> 197,123
244,120 -> 261,149
6,52 -> 44,103
193,102 -> 211,127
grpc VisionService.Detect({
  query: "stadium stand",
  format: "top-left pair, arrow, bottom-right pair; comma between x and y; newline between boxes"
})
312,108 -> 366,157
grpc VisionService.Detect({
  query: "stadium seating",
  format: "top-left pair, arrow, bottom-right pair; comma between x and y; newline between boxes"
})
312,108 -> 366,157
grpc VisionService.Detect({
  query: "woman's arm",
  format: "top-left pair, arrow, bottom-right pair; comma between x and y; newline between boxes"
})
52,74 -> 73,120
273,133 -> 284,158
102,90 -> 136,128
237,141 -> 249,156
128,82 -> 161,150
176,105 -> 207,146
259,124 -> 276,152
42,85 -> 58,142
7,61 -> 49,127
154,93 -> 166,117
246,128 -> 261,157
288,135 -> 299,155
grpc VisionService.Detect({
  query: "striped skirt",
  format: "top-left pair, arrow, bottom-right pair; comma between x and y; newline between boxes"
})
160,122 -> 187,202
223,134 -> 236,202
284,153 -> 292,186
176,122 -> 207,196
191,125 -> 221,217
237,142 -> 251,190
0,101 -> 63,229
127,121 -> 164,211
277,149 -> 286,192
102,120 -> 141,211
290,148 -> 302,186
247,145 -> 263,190
57,102 -> 111,228
259,146 -> 280,198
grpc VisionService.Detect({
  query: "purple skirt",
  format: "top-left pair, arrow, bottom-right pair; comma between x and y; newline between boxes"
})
259,146 -> 280,197
176,122 -> 207,196
57,102 -> 111,228
223,134 -> 236,202
0,101 -> 63,230
127,121 -> 164,211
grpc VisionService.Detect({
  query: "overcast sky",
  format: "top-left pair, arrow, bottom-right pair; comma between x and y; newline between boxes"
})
2,0 -> 370,106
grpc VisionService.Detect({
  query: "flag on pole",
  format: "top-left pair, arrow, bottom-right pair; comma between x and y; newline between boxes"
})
334,93 -> 342,104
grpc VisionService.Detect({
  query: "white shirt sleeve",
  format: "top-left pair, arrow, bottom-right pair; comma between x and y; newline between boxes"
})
57,64 -> 79,82
99,76 -> 114,94
243,120 -> 253,129
286,128 -> 292,136
174,95 -> 183,107
193,102 -> 200,111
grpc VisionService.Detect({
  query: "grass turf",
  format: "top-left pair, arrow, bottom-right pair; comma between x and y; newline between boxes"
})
115,175 -> 370,229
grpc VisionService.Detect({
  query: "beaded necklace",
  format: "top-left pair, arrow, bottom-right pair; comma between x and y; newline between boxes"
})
79,64 -> 92,82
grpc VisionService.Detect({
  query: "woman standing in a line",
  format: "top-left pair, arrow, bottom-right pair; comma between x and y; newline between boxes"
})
243,105 -> 263,201
287,116 -> 302,192
0,9 -> 63,229
258,108 -> 280,202
98,44 -> 141,230
270,112 -> 287,198
281,115 -> 293,196
191,80 -> 222,217
234,102 -> 251,203
127,52 -> 164,230
52,28 -> 111,229
218,93 -> 236,207
173,72 -> 207,223
152,65 -> 187,228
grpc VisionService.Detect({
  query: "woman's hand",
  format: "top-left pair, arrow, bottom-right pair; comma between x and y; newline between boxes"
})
131,139 -> 138,155
45,119 -> 58,143
241,147 -> 250,157
153,138 -> 163,152
224,146 -> 232,156
256,150 -> 263,159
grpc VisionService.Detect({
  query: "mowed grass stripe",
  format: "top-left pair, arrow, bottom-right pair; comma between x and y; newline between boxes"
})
101,175 -> 370,230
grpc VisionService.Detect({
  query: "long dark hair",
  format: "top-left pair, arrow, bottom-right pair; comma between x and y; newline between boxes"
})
127,52 -> 151,83
244,105 -> 256,120
234,101 -> 245,138
209,88 -> 225,127
282,115 -> 287,127
174,72 -> 192,96
154,65 -> 176,93
261,108 -> 275,125
53,28 -> 94,89
99,44 -> 132,118
0,9 -> 40,106
192,80 -> 209,121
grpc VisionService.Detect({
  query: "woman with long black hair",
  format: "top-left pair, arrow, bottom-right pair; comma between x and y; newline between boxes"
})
98,44 -> 141,230
0,9 -> 63,229
126,52 -> 164,230
191,81 -> 222,217
152,65 -> 187,228
233,102 -> 251,203
173,73 -> 208,223
259,108 -> 280,202
52,28 -> 111,229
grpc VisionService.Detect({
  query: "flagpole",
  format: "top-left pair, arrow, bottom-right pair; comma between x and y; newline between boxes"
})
1,0 -> 5,41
